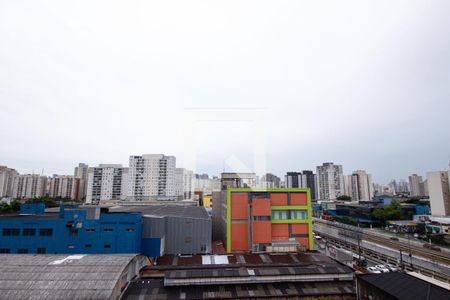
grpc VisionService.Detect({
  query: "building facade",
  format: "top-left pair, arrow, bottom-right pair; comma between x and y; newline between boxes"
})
285,171 -> 318,200
175,168 -> 194,200
48,175 -> 80,200
127,154 -> 176,201
111,204 -> 211,257
316,162 -> 344,200
0,166 -> 18,198
408,174 -> 425,197
12,174 -> 47,199
213,188 -> 313,253
427,171 -> 450,216
74,163 -> 89,200
85,164 -> 128,204
220,173 -> 257,190
349,170 -> 374,201
259,173 -> 281,188
0,203 -> 141,254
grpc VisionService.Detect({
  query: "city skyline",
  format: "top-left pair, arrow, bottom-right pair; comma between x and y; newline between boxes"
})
2,156 -> 449,187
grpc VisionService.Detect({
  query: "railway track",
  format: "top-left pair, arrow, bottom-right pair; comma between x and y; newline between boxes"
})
318,232 -> 450,283
314,219 -> 450,265
363,232 -> 450,266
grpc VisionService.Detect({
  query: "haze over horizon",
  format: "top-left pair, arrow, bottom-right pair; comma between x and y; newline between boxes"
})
1,1 -> 449,183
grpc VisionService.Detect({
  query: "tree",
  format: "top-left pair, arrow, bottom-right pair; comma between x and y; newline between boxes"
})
337,195 -> 352,201
0,200 -> 22,213
373,200 -> 402,223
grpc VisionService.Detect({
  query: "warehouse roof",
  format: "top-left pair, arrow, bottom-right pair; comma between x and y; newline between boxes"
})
110,204 -> 210,220
358,272 -> 450,300
123,279 -> 355,299
0,254 -> 147,300
124,253 -> 355,299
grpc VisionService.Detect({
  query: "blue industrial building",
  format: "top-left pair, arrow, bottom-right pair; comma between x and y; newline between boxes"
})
0,203 -> 142,255
0,203 -> 212,257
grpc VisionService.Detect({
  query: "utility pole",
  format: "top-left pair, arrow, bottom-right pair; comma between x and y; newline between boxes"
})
407,233 -> 413,269
399,248 -> 404,271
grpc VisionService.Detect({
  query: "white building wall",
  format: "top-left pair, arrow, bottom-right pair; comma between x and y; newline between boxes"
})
12,174 -> 47,199
316,163 -> 344,200
74,163 -> 88,200
86,164 -> 126,204
127,154 -> 176,201
176,168 -> 194,200
427,171 -> 450,216
0,166 -> 18,198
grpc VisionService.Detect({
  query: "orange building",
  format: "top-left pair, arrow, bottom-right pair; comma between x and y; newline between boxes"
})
212,188 -> 313,253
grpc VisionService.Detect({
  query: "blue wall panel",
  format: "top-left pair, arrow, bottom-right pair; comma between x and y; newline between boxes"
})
0,205 -> 142,255
141,238 -> 161,257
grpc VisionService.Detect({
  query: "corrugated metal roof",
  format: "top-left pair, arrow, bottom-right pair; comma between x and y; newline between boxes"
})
0,254 -> 140,300
110,205 -> 210,220
358,272 -> 450,300
122,278 -> 355,299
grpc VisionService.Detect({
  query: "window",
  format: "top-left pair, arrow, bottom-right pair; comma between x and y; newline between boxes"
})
3,228 -> 20,236
39,228 -> 53,236
104,244 -> 111,248
291,210 -> 308,220
103,228 -> 113,232
85,244 -> 92,249
18,249 -> 28,253
0,248 -> 10,253
272,210 -> 288,220
37,248 -> 46,254
23,228 -> 36,236
125,228 -> 135,232
86,228 -> 95,232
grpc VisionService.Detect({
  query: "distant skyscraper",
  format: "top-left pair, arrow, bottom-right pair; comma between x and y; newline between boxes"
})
86,164 -> 128,204
316,162 -> 344,200
408,174 -> 425,196
127,154 -> 176,201
48,175 -> 80,200
348,170 -> 374,201
175,168 -> 194,200
74,163 -> 89,200
300,170 -> 317,200
285,172 -> 302,188
0,166 -> 18,198
427,171 -> 450,216
260,173 -> 281,188
343,175 -> 353,197
12,174 -> 47,199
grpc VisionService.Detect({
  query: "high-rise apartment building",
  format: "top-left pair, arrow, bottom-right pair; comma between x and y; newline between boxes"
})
175,168 -> 194,200
348,170 -> 374,202
316,162 -> 344,200
74,163 -> 89,200
86,164 -> 128,204
408,174 -> 425,197
427,171 -> 450,216
48,175 -> 80,199
259,173 -> 281,188
0,166 -> 18,198
285,172 -> 301,188
127,154 -> 176,201
285,171 -> 317,200
300,170 -> 317,201
12,174 -> 48,199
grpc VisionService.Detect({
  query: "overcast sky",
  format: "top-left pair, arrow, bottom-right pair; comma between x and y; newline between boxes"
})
1,1 -> 449,183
